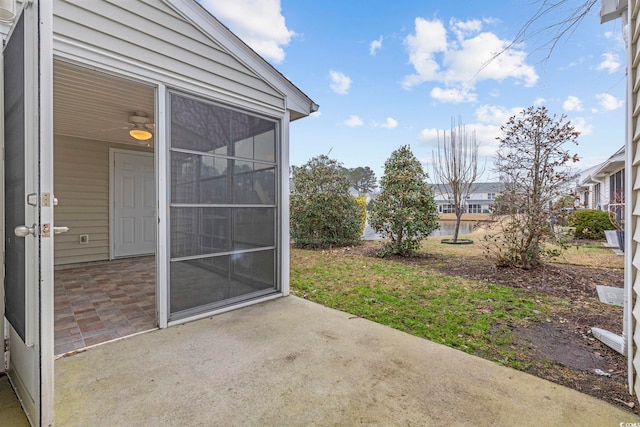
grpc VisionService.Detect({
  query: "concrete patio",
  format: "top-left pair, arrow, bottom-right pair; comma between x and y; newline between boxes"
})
51,296 -> 638,426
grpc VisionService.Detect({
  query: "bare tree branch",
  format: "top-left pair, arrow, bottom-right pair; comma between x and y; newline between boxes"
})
432,117 -> 485,242
471,0 -> 598,82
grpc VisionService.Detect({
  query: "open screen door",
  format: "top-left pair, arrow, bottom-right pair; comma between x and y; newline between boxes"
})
3,1 -> 54,426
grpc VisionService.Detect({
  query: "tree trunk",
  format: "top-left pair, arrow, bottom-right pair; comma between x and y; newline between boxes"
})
454,211 -> 462,242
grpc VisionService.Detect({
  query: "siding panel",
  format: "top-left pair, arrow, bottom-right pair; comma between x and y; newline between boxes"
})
54,135 -> 152,265
54,0 -> 285,112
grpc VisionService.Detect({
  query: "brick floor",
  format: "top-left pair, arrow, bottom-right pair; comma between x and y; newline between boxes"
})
54,256 -> 156,355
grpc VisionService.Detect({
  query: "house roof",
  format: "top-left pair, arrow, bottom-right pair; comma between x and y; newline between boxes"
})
580,145 -> 625,185
430,182 -> 505,195
167,0 -> 318,121
0,1 -> 318,122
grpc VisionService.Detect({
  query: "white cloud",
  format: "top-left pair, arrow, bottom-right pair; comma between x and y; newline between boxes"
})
596,93 -> 623,111
596,52 -> 621,74
475,105 -> 523,125
402,18 -> 448,87
472,124 -> 503,157
376,117 -> 398,129
369,36 -> 383,56
562,96 -> 583,112
344,115 -> 364,127
419,122 -> 502,159
450,18 -> 482,41
402,17 -> 538,103
431,86 -> 477,103
571,117 -> 593,136
329,70 -> 352,95
421,104 -> 533,159
419,128 -> 439,142
533,97 -> 546,106
200,0 -> 294,63
310,111 -> 322,118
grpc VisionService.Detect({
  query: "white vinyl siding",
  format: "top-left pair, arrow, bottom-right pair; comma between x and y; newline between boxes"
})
53,0 -> 285,114
54,135 -> 152,265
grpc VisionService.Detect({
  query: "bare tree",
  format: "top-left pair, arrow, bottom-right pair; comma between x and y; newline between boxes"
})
511,0 -> 598,59
491,106 -> 579,269
475,0 -> 598,79
432,118 -> 484,243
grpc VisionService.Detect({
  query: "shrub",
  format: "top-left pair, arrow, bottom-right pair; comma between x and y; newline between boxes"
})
355,196 -> 368,235
567,209 -> 612,239
369,145 -> 439,257
290,155 -> 362,248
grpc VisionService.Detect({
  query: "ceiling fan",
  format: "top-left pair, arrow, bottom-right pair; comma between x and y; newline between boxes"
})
128,111 -> 154,143
84,111 -> 155,145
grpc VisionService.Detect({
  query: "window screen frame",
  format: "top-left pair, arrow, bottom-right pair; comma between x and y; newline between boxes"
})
166,90 -> 282,321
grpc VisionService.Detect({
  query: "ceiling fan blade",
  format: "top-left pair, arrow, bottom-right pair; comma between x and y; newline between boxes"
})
85,125 -> 131,134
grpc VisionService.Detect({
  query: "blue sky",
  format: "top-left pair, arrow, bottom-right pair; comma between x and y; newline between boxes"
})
200,0 -> 626,182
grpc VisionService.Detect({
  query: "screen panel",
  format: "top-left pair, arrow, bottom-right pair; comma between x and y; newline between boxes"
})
4,13 -> 26,341
169,92 -> 279,319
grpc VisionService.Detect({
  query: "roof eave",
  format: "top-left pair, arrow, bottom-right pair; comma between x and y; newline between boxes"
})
164,0 -> 318,119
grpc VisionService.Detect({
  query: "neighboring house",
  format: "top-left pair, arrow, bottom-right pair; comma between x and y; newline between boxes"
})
431,182 -> 505,214
0,1 -> 317,425
577,146 -> 625,219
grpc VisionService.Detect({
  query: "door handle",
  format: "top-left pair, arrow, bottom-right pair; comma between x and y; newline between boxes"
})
14,225 -> 36,237
53,226 -> 69,234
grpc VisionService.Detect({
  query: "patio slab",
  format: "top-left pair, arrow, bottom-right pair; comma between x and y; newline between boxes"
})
55,296 -> 639,426
0,375 -> 29,426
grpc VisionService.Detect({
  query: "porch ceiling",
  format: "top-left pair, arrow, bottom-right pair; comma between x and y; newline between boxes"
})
53,61 -> 155,146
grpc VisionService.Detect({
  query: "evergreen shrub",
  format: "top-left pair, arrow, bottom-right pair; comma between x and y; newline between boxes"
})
567,209 -> 612,239
290,155 -> 362,248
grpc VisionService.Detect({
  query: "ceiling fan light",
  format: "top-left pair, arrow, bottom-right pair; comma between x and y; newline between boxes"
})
129,128 -> 153,141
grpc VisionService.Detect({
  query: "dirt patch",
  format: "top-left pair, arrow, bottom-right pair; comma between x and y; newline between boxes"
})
342,240 -> 638,414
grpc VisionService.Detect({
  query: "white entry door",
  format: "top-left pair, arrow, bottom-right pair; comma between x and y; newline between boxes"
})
113,151 -> 155,257
3,1 -> 55,425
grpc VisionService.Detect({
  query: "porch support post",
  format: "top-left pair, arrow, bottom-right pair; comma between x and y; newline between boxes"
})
280,107 -> 290,296
156,83 -> 169,329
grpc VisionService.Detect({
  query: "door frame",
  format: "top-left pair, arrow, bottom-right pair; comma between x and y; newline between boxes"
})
51,60 -> 168,329
2,1 -> 54,425
109,148 -> 155,260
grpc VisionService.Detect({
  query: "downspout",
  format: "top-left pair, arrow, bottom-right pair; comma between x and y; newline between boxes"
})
622,3 -> 634,396
598,0 -> 633,395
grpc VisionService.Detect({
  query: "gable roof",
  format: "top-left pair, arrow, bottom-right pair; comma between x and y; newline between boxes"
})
166,0 -> 318,121
580,145 -> 625,184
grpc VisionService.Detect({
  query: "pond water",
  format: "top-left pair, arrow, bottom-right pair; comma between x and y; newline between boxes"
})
363,220 -> 477,240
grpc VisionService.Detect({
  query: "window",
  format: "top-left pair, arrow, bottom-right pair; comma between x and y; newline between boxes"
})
169,93 -> 279,319
487,193 -> 495,200
441,204 -> 455,214
609,169 -> 624,228
467,204 -> 482,213
594,183 -> 601,210
609,169 -> 624,203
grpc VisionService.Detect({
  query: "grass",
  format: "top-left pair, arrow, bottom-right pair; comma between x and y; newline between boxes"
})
551,244 -> 623,268
290,247 -> 546,368
423,224 -> 624,269
290,225 -> 621,370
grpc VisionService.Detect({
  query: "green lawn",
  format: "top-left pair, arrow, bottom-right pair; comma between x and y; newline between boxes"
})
290,247 -> 547,369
